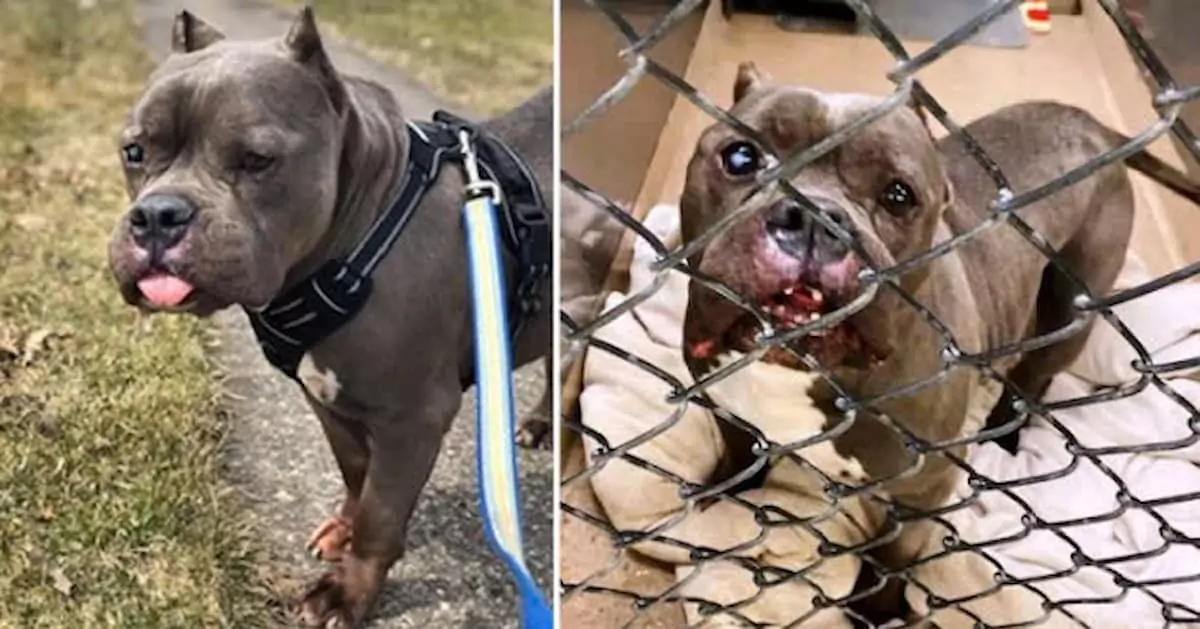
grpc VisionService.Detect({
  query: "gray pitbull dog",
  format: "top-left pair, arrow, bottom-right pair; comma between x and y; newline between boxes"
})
682,63 -> 1200,620
107,9 -> 551,627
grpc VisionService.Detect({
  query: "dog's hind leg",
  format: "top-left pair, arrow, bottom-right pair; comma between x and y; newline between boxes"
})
515,356 -> 553,450
299,378 -> 462,628
984,167 -> 1134,453
305,400 -> 370,563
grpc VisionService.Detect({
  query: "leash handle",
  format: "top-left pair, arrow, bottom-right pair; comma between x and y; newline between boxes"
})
460,135 -> 551,628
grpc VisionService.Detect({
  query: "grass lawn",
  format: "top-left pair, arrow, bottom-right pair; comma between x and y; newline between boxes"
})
0,1 -> 274,627
286,0 -> 554,116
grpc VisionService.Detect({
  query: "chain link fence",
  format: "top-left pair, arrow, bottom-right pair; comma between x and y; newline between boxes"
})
560,0 -> 1200,626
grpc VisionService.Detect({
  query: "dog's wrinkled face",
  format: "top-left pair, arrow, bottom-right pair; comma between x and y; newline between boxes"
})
108,9 -> 345,315
682,63 -> 952,375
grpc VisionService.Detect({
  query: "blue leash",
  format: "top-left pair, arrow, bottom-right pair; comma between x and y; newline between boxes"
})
458,131 -> 553,629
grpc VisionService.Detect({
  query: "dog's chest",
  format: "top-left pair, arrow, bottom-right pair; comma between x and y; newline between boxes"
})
297,352 -> 342,406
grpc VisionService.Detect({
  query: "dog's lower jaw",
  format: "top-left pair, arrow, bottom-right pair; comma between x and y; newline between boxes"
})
685,309 -> 885,376
127,286 -> 230,317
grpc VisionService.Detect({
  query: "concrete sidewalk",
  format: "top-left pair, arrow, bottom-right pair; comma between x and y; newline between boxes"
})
133,1 -> 552,626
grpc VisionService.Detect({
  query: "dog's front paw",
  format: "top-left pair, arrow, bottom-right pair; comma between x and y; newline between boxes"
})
515,416 -> 552,450
298,564 -> 380,629
299,572 -> 355,628
306,514 -> 353,563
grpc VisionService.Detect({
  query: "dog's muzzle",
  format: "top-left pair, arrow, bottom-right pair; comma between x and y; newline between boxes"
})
128,193 -> 196,255
765,195 -> 852,264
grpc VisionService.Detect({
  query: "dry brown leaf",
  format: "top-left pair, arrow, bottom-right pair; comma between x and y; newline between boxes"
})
21,327 -> 71,366
13,213 -> 49,231
35,505 -> 55,522
0,326 -> 19,362
21,328 -> 55,365
49,567 -> 73,597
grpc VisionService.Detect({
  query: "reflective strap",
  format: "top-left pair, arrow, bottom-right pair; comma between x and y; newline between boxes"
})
345,123 -> 454,280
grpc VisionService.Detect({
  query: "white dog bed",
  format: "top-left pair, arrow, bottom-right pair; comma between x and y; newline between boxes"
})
580,204 -> 1200,627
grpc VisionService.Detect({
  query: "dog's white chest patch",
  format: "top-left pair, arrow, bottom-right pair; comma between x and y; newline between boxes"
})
298,353 -> 341,404
706,352 -> 868,486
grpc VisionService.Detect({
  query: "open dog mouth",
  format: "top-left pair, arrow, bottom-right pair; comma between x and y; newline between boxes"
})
688,277 -> 883,372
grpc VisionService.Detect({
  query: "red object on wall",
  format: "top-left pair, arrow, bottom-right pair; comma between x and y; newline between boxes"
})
1021,1 -> 1052,33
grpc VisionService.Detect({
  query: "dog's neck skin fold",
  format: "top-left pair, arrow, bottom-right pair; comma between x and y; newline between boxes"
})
284,76 -> 410,292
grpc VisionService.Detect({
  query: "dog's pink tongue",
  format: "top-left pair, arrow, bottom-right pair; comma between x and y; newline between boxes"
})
137,274 -> 194,307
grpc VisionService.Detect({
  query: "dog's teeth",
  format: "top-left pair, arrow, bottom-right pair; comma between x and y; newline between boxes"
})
808,312 -> 819,322
783,286 -> 794,296
812,289 -> 824,302
791,314 -> 805,323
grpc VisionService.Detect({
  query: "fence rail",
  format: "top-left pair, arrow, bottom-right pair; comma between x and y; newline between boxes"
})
561,1 -> 1200,626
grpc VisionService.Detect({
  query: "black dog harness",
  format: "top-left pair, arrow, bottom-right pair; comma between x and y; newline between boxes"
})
245,111 -> 549,383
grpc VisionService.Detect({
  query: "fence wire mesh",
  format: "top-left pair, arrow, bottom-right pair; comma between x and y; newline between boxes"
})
560,1 -> 1200,626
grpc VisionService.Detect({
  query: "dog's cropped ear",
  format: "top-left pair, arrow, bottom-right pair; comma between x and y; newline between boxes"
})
284,7 -> 347,114
932,164 -> 956,216
906,93 -> 931,130
734,61 -> 770,103
941,171 -> 956,210
171,10 -> 225,53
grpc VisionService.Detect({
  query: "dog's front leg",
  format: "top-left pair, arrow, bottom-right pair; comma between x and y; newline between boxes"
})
305,399 -> 369,563
299,381 -> 461,628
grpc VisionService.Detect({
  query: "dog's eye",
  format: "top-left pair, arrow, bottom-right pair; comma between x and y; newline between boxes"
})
720,141 -> 763,177
121,143 -> 145,166
239,151 -> 275,174
879,180 -> 917,216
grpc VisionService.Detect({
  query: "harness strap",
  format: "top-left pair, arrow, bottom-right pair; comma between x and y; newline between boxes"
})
434,112 -> 551,339
343,122 -> 455,280
246,114 -> 548,382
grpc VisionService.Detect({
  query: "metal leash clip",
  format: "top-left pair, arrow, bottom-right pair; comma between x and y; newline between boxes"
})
459,129 -> 504,205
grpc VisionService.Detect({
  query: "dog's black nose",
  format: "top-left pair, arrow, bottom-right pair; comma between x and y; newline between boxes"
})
765,197 -> 851,262
129,194 -> 196,250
